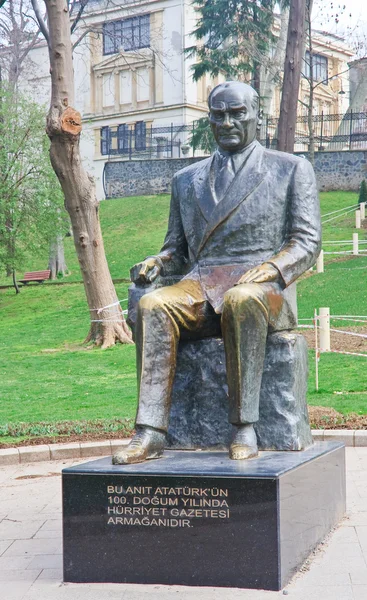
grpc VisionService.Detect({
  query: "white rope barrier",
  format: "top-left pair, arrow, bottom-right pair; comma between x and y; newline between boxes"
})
322,205 -> 361,224
330,315 -> 367,319
329,328 -> 367,340
329,349 -> 367,358
323,251 -> 367,256
89,298 -> 128,314
323,240 -> 367,245
298,308 -> 367,390
321,204 -> 359,218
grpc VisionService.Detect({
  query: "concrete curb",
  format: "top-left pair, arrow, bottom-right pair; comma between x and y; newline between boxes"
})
0,430 -> 366,465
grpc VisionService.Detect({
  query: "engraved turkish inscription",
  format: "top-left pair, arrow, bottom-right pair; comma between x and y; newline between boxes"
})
106,484 -> 230,528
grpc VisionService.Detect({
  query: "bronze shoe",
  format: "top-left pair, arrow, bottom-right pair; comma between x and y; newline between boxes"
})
229,424 -> 258,460
112,427 -> 166,465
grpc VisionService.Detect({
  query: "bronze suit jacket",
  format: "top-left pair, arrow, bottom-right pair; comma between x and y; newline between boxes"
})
156,141 -> 321,329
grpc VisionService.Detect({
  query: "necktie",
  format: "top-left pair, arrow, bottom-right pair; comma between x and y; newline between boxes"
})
215,155 -> 235,202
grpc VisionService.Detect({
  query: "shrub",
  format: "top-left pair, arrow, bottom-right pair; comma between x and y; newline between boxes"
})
358,179 -> 367,205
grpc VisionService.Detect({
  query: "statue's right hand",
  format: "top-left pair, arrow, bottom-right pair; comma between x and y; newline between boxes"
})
130,257 -> 162,284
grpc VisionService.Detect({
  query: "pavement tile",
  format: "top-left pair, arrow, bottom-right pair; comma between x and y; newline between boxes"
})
0,518 -> 45,540
37,568 -> 63,580
0,539 -> 13,556
0,580 -> 36,600
38,519 -> 62,531
0,555 -> 35,570
27,554 -> 63,570
33,528 -> 61,539
285,584 -> 354,599
350,568 -> 367,584
0,568 -> 41,581
330,525 -> 358,544
23,583 -> 282,600
3,538 -> 62,557
292,568 -> 351,586
353,585 -> 367,600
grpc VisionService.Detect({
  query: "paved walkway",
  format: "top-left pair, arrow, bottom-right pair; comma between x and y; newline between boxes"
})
0,447 -> 367,600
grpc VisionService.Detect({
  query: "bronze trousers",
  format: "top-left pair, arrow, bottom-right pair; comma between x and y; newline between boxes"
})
135,278 -> 285,432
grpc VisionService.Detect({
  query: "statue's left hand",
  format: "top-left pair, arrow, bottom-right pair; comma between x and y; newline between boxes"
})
235,263 -> 281,285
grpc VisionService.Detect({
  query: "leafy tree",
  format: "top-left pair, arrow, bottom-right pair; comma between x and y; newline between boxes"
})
0,87 -> 65,290
186,0 -> 277,91
359,179 -> 367,206
190,117 -> 215,154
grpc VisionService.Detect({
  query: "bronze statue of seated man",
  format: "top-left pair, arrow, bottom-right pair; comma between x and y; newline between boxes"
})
113,81 -> 321,465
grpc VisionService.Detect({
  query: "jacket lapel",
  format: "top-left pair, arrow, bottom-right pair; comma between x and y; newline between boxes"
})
198,142 -> 266,253
192,155 -> 216,222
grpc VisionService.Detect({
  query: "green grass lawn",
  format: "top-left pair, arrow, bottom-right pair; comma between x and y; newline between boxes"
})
320,190 -> 367,254
0,194 -> 171,285
0,283 -> 136,426
0,190 -> 366,443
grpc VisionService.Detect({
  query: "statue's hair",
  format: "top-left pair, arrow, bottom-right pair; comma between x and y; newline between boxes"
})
208,81 -> 259,111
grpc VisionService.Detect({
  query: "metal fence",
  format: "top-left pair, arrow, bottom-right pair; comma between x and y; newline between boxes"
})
100,123 -> 204,160
100,111 -> 367,160
261,111 -> 367,152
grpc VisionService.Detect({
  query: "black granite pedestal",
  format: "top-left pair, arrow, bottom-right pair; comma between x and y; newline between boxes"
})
62,442 -> 345,591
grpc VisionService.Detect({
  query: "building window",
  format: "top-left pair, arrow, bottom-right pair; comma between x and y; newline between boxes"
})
118,124 -> 129,153
303,51 -> 328,83
103,15 -> 150,55
101,126 -> 111,155
135,121 -> 146,150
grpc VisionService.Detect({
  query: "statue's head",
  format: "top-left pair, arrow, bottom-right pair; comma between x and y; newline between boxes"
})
208,81 -> 261,152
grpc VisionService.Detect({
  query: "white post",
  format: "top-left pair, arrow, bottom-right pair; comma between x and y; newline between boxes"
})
361,202 -> 366,221
319,307 -> 331,352
314,308 -> 319,392
316,250 -> 324,273
353,232 -> 359,255
356,210 -> 361,229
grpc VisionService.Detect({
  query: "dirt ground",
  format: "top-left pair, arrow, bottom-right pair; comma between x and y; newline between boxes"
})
300,326 -> 367,353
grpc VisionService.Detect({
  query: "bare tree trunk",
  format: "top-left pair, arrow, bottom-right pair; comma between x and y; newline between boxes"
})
306,4 -> 315,166
261,6 -> 290,117
277,0 -> 307,153
12,268 -> 20,294
48,234 -> 67,279
43,0 -> 132,347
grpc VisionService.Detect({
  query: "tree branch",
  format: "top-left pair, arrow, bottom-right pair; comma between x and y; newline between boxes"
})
71,0 -> 88,34
30,0 -> 49,44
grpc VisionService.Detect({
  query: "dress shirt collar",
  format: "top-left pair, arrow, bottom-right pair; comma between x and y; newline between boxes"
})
215,140 -> 258,173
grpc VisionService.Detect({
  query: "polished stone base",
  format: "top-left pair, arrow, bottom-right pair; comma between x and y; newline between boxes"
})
62,442 -> 345,590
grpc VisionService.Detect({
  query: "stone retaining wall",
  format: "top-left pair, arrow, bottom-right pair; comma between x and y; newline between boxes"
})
104,150 -> 367,198
312,150 -> 367,192
104,157 -> 204,198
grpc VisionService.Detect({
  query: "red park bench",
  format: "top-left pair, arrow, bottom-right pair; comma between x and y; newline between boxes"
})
19,270 -> 51,284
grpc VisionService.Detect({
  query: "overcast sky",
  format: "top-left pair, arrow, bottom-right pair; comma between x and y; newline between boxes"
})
313,0 -> 367,39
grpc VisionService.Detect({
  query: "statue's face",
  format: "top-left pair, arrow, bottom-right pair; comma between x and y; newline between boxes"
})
209,85 -> 259,152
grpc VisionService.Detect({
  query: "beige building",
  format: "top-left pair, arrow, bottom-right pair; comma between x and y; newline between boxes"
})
267,29 -> 354,150
20,2 -> 355,198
